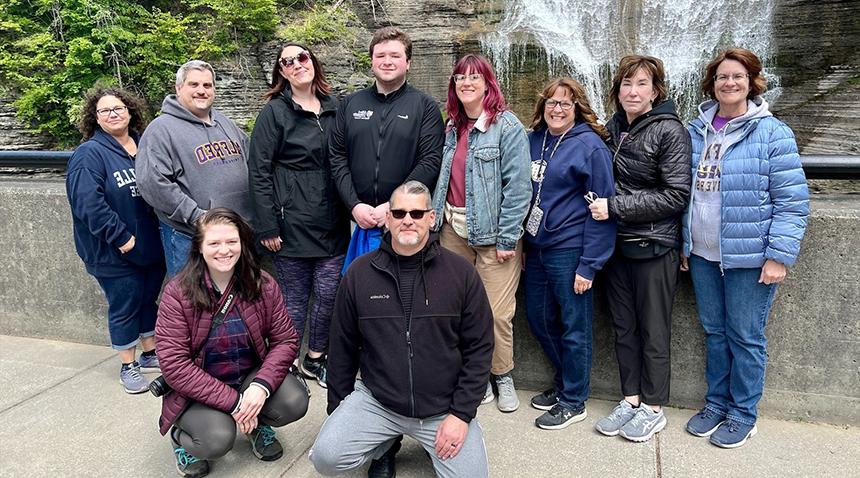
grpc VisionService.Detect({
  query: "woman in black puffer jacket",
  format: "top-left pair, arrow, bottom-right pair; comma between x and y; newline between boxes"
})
588,55 -> 691,443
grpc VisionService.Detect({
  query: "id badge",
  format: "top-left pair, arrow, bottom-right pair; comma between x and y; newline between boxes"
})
526,205 -> 543,236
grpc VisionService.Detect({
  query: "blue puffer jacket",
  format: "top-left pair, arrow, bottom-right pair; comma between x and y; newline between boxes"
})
682,99 -> 809,268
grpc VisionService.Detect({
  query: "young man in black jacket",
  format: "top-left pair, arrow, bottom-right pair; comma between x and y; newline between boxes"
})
310,181 -> 493,478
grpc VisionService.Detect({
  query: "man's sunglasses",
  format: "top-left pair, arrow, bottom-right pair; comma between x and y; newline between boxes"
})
390,209 -> 432,220
279,51 -> 311,69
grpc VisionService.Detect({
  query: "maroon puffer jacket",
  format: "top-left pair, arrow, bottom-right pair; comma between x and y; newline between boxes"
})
155,271 -> 298,435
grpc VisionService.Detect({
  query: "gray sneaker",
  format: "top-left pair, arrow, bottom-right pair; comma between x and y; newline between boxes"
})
619,406 -> 667,442
594,400 -> 638,436
480,381 -> 494,405
494,373 -> 520,412
120,362 -> 149,394
137,353 -> 160,372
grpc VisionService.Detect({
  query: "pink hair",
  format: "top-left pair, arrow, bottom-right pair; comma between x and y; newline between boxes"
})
445,54 -> 506,136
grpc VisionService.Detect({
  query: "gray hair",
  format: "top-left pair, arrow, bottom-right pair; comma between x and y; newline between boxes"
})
176,60 -> 216,86
390,180 -> 432,209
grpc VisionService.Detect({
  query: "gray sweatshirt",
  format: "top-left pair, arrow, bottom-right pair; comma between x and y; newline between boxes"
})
137,95 -> 251,234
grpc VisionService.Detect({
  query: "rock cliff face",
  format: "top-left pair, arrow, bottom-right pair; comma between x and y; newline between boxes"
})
2,0 -> 857,154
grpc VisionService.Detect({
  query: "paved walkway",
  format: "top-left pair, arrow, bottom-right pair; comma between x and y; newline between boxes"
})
1,335 -> 857,477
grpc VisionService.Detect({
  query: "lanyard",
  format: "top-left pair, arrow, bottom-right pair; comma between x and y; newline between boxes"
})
533,126 -> 573,207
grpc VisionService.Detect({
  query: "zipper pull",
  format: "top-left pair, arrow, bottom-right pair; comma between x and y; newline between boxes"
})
406,330 -> 414,358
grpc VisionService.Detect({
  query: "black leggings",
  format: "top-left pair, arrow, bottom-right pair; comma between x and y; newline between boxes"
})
174,372 -> 309,459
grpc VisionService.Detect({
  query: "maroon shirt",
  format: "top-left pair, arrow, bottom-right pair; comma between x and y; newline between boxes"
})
446,120 -> 476,207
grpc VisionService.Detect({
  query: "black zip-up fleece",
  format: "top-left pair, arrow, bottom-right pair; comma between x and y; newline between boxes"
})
327,233 -> 494,423
329,82 -> 444,210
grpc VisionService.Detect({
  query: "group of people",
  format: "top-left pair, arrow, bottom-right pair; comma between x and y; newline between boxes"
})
65,24 -> 809,478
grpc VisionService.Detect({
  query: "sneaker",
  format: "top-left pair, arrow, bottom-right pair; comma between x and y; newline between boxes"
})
301,354 -> 328,389
367,436 -> 401,478
494,373 -> 520,412
595,400 -> 638,436
119,362 -> 149,394
686,408 -> 725,437
535,403 -> 587,430
619,406 -> 667,442
709,419 -> 757,449
530,388 -> 559,411
480,381 -> 494,405
171,428 -> 210,478
249,425 -> 283,461
137,352 -> 160,372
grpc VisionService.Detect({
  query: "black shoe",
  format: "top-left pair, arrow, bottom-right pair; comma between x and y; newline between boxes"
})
535,403 -> 587,430
171,427 -> 210,477
530,388 -> 559,411
301,354 -> 328,388
367,436 -> 402,478
248,425 -> 284,461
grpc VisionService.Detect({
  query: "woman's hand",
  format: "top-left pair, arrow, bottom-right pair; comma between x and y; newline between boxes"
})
232,385 -> 267,433
680,253 -> 689,271
496,249 -> 516,264
759,259 -> 787,284
261,236 -> 282,252
588,198 -> 610,221
573,274 -> 592,294
119,235 -> 135,254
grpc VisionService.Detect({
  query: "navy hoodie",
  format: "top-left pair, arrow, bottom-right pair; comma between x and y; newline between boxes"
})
66,129 -> 165,277
525,122 -> 617,280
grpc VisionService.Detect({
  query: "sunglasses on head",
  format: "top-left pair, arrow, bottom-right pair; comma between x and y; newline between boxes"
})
390,209 -> 432,220
279,51 -> 311,69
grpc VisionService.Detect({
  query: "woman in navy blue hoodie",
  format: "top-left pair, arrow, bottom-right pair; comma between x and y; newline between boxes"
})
66,87 -> 166,394
524,78 -> 616,430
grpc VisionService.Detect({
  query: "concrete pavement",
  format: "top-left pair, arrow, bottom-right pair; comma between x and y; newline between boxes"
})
1,335 -> 857,478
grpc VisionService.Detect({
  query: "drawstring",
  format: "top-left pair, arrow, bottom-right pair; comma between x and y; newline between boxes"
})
421,249 -> 429,306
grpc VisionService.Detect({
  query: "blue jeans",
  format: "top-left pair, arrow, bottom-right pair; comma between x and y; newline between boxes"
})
159,221 -> 193,277
94,263 -> 166,350
689,254 -> 778,426
525,248 -> 593,409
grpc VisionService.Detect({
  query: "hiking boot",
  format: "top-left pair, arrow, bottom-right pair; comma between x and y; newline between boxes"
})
367,436 -> 402,478
120,362 -> 149,394
619,406 -> 667,442
137,352 -> 160,372
535,403 -> 587,430
249,424 -> 283,461
530,388 -> 559,411
481,381 -> 494,405
301,354 -> 328,389
494,373 -> 520,412
686,408 -> 725,437
709,419 -> 757,449
172,428 -> 209,478
594,399 -> 638,436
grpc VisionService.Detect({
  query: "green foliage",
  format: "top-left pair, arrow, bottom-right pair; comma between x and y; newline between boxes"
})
277,3 -> 357,46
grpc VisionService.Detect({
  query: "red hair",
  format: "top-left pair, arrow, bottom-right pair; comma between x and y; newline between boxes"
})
445,54 -> 506,136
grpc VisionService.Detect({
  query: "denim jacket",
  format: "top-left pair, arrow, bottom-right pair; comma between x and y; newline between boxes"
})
432,110 -> 531,250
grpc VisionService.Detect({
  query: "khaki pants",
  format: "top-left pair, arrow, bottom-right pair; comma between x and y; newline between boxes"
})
440,223 -> 521,375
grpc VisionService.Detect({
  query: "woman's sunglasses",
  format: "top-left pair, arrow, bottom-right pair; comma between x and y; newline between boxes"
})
279,51 -> 311,69
390,209 -> 432,220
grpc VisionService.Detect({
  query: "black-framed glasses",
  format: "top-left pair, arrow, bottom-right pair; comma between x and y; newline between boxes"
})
96,106 -> 128,117
279,51 -> 311,69
390,209 -> 432,220
452,73 -> 483,83
544,99 -> 574,111
714,73 -> 750,83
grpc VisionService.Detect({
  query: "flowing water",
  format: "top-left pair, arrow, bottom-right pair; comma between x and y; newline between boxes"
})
481,0 -> 781,121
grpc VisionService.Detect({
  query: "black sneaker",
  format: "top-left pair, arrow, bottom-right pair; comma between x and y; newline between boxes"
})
301,354 -> 328,388
367,436 -> 402,478
530,388 -> 559,411
249,425 -> 283,461
535,403 -> 587,430
171,427 -> 210,477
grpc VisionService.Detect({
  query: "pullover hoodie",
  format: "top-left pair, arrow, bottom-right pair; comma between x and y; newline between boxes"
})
137,95 -> 251,234
525,123 -> 617,280
66,129 -> 164,277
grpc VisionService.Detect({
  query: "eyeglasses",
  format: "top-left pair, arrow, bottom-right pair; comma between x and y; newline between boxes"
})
545,100 -> 574,111
96,106 -> 128,117
714,73 -> 750,84
279,51 -> 311,69
452,73 -> 483,83
390,209 -> 432,220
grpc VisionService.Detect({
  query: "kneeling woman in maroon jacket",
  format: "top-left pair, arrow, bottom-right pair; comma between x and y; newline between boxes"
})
156,208 -> 308,477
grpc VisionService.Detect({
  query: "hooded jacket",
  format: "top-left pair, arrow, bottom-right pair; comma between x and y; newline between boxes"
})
137,95 -> 252,234
66,129 -> 164,277
606,100 -> 692,248
524,123 -> 617,280
683,98 -> 809,268
248,88 -> 350,257
327,233 -> 494,423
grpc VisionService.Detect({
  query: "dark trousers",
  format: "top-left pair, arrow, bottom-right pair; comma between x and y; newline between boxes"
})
604,250 -> 679,405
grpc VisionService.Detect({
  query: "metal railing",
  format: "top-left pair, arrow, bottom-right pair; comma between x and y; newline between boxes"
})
0,150 -> 858,180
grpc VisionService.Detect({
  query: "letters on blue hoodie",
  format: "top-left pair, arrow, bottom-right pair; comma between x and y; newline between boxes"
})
525,122 -> 617,280
66,129 -> 165,277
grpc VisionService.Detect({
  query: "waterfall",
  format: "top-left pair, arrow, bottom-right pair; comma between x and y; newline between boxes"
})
481,0 -> 781,121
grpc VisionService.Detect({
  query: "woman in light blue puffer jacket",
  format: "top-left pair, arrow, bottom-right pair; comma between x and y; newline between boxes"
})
680,48 -> 809,449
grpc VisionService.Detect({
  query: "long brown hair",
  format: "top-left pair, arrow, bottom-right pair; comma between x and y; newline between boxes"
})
609,55 -> 668,114
78,86 -> 147,141
700,48 -> 767,101
264,43 -> 331,101
177,208 -> 262,310
531,78 -> 608,141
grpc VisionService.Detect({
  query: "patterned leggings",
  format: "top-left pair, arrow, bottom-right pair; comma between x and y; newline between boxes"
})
273,254 -> 345,354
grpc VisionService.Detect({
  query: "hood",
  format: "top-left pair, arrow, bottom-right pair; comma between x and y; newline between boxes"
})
91,128 -> 139,157
692,96 -> 772,135
611,99 -> 680,134
160,94 -> 214,125
534,121 -> 597,145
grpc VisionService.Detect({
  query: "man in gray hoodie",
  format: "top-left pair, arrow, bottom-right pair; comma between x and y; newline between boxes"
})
137,60 -> 252,276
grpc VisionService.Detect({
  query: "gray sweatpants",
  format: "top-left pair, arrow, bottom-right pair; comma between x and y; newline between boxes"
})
309,381 -> 489,477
